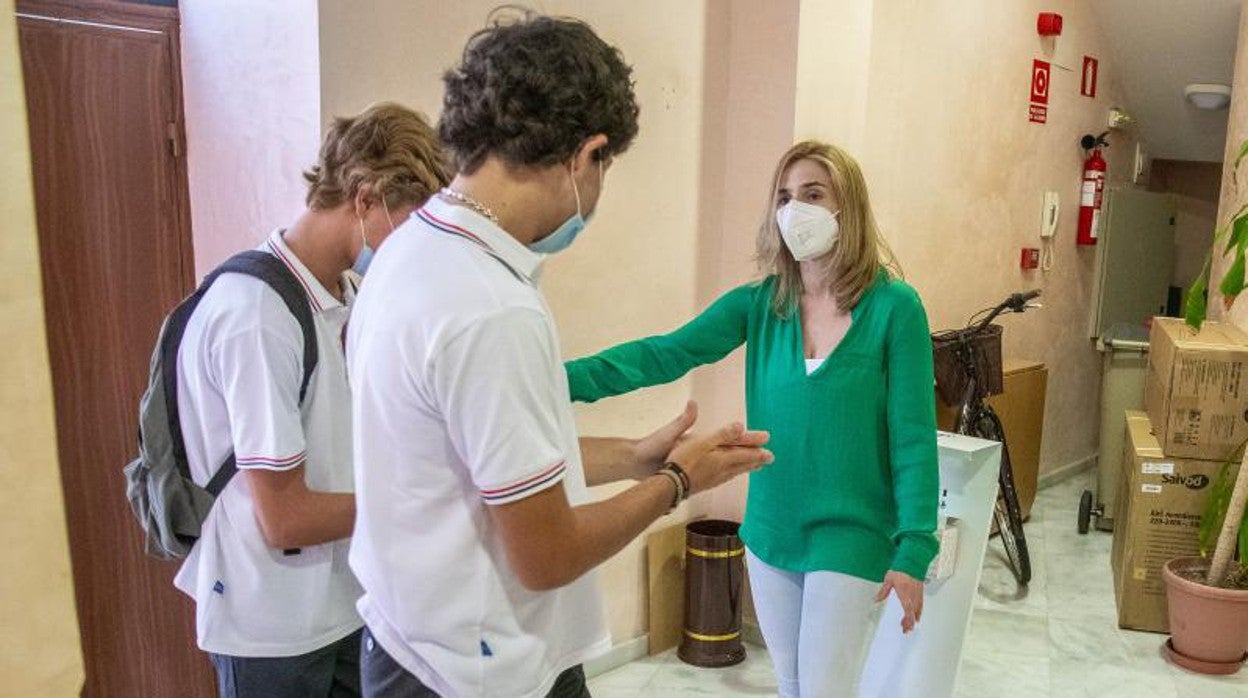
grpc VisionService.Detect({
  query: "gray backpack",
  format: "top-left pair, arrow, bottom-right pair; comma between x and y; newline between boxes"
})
124,250 -> 318,560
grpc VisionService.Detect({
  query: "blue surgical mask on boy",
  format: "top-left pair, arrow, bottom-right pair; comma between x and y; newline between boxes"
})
353,198 -> 397,276
529,158 -> 603,255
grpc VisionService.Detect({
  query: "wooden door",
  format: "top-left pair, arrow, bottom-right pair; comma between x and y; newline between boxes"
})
17,1 -> 211,695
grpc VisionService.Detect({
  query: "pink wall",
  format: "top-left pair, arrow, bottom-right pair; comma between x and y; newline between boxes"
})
696,0 -> 1143,490
855,0 -> 1139,476
693,0 -> 801,521
181,0 -> 322,279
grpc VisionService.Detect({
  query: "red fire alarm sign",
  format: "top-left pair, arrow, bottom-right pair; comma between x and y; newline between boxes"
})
1029,59 -> 1050,123
1081,56 -> 1098,98
1031,60 -> 1051,104
1021,248 -> 1041,270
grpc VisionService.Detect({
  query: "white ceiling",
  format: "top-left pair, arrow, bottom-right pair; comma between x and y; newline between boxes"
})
1090,0 -> 1240,162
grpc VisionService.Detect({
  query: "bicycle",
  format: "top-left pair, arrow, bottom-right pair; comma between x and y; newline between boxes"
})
931,289 -> 1041,586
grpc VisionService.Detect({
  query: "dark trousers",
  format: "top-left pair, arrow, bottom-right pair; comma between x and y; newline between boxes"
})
209,628 -> 363,698
360,625 -> 591,697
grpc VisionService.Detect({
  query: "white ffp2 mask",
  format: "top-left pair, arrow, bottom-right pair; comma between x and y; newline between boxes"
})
776,200 -> 839,261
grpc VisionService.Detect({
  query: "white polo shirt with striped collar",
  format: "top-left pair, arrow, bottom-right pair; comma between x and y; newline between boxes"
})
173,230 -> 363,657
347,197 -> 610,697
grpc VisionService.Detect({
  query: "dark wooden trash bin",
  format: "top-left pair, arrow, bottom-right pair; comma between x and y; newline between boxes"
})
677,519 -> 746,667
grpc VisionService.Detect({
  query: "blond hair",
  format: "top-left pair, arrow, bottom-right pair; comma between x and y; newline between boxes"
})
304,102 -> 450,211
756,140 -> 901,315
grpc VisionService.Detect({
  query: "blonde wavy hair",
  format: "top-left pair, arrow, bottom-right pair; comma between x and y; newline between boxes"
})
304,102 -> 450,211
756,140 -> 900,316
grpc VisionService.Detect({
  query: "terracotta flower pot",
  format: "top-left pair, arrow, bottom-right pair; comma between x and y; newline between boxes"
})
1162,556 -> 1248,675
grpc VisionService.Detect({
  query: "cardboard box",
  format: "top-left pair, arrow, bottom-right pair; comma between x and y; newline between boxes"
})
1112,411 -> 1238,633
646,521 -> 689,655
1144,317 -> 1248,461
936,359 -> 1047,519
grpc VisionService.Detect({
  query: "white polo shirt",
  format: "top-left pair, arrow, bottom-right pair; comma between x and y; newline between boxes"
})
347,197 -> 610,698
173,230 -> 363,657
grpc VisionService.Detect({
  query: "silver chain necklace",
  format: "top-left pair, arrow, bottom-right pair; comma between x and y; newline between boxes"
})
440,188 -> 501,226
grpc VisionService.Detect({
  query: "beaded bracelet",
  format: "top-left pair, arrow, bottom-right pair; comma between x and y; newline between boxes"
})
662,462 -> 691,496
654,468 -> 684,512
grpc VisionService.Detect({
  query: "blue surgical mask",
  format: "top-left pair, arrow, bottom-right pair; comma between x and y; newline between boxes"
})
353,199 -> 397,276
352,238 -> 374,276
529,159 -> 602,255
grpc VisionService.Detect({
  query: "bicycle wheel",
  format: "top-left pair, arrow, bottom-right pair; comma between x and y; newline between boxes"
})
976,408 -> 1032,586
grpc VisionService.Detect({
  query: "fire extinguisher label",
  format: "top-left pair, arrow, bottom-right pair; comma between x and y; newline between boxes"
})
1091,209 -> 1102,239
1081,180 -> 1097,206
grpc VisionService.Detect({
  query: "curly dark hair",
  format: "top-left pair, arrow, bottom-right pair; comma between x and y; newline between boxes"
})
439,8 -> 640,174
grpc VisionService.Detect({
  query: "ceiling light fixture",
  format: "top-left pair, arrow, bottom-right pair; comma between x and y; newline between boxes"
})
1185,83 -> 1232,110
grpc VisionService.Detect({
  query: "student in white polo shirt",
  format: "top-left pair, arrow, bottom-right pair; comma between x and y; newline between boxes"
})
347,12 -> 774,698
174,103 -> 448,698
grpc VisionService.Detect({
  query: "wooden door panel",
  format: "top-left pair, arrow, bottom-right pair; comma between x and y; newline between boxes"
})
18,3 -> 209,696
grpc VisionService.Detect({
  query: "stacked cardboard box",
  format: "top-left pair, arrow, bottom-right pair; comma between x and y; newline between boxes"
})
1112,318 -> 1248,633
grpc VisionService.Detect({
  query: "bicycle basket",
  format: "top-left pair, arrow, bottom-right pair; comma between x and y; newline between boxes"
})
931,324 -> 1004,405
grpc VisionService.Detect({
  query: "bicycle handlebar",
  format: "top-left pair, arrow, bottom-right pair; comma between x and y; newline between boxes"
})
1014,289 -> 1042,305
972,289 -> 1043,332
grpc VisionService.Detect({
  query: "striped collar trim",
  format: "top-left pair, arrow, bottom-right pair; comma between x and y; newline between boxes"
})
417,197 -> 543,281
264,230 -> 342,313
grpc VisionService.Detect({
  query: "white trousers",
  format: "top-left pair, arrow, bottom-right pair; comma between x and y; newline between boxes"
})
747,549 -> 884,698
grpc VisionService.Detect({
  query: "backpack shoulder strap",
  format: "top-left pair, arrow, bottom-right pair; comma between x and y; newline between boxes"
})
162,250 -> 321,498
216,250 -> 319,402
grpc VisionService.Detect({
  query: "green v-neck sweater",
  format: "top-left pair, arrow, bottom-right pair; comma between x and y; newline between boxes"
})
566,274 -> 939,582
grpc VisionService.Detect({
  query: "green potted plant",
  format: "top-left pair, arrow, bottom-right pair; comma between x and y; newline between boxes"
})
1164,139 -> 1248,675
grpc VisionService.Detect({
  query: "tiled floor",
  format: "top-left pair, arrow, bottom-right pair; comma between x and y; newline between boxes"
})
588,471 -> 1248,697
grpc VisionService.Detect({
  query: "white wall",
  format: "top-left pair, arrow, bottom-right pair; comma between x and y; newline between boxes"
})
793,0 -> 875,153
181,0 -> 323,277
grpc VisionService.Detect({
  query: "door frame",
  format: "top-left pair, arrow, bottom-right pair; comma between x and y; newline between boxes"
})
17,0 -> 195,291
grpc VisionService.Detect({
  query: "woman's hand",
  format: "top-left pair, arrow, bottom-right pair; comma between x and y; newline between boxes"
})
876,570 -> 924,634
667,421 -> 772,495
632,400 -> 771,491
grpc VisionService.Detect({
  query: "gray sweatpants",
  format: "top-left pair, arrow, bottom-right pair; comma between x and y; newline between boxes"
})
360,625 -> 591,697
209,628 -> 363,698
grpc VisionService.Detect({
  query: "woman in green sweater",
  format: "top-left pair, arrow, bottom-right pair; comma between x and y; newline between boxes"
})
566,141 -> 938,696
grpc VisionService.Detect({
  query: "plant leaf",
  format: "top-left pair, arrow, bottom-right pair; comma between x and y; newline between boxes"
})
1228,212 -> 1248,255
1220,244 -> 1247,310
1186,255 -> 1211,330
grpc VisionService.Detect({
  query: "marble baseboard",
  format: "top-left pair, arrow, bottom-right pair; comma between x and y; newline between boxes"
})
1037,453 -> 1098,491
584,634 -> 650,679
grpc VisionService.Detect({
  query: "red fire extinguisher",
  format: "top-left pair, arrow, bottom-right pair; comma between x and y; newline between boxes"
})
1077,134 -> 1108,246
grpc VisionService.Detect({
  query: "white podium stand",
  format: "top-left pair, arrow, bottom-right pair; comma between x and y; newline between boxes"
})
860,431 -> 1002,698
